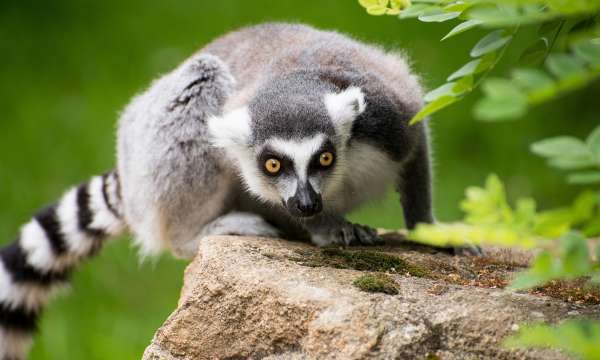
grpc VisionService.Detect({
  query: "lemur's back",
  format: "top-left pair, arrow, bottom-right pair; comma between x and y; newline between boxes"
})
202,23 -> 423,115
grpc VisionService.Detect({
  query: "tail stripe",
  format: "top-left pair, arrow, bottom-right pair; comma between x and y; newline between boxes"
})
0,303 -> 38,333
18,220 -> 63,273
0,243 -> 70,286
32,206 -> 67,256
76,183 -> 107,239
90,176 -> 123,237
0,256 -> 57,312
101,173 -> 120,219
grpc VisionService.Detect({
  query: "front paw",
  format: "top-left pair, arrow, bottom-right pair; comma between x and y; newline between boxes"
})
311,222 -> 383,247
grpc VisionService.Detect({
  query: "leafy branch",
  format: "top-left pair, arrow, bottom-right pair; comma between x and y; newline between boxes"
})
358,0 -> 600,123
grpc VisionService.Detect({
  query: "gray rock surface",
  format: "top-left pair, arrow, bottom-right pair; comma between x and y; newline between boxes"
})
142,234 -> 599,360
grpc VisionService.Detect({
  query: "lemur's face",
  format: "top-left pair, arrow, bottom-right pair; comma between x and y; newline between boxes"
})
208,86 -> 366,218
253,134 -> 337,217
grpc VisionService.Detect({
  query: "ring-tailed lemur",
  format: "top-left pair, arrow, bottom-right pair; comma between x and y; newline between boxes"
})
1,23 -> 436,358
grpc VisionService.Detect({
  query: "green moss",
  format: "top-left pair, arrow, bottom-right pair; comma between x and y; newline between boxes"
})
353,273 -> 399,295
288,247 -> 430,278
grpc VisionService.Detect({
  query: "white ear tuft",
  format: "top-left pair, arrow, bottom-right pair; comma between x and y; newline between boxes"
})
207,107 -> 252,148
324,86 -> 366,128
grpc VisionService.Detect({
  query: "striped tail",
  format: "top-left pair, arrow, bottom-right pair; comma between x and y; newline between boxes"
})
0,171 -> 126,360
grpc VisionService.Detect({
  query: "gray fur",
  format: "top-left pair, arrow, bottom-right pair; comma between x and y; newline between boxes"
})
117,22 -> 433,257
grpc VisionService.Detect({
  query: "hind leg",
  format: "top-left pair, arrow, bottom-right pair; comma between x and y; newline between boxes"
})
199,212 -> 281,238
117,53 -> 236,258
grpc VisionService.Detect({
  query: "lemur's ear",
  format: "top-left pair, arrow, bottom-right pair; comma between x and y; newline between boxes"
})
324,86 -> 366,132
207,107 -> 252,148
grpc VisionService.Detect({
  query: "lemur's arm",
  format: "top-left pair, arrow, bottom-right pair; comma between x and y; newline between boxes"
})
397,125 -> 435,229
0,172 -> 126,360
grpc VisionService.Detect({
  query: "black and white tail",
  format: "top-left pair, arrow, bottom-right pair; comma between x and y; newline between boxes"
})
0,171 -> 126,360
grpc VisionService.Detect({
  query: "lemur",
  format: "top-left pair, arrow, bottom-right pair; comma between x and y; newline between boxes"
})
0,23 -> 436,358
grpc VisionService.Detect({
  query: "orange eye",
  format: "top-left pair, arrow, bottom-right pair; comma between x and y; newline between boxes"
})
319,152 -> 334,167
265,158 -> 281,174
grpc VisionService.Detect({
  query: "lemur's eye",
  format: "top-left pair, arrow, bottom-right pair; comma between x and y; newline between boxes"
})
265,158 -> 281,174
319,152 -> 334,167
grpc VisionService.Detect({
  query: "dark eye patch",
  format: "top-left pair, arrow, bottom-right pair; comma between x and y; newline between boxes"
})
258,147 -> 294,177
309,140 -> 336,172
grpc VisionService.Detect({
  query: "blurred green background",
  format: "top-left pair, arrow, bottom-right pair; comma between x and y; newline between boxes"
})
0,0 -> 598,358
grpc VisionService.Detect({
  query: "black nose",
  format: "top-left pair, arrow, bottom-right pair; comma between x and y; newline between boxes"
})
286,182 -> 322,217
295,198 -> 322,216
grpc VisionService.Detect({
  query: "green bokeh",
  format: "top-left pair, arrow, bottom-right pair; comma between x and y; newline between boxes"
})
0,1 -> 597,358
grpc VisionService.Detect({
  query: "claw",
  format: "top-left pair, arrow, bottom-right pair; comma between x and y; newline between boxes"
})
351,223 -> 383,246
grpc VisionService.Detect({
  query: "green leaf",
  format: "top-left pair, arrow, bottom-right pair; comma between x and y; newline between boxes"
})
424,83 -> 457,102
511,68 -> 556,103
468,4 -> 558,27
587,125 -> 600,162
474,78 -> 527,121
358,0 -> 380,8
572,39 -> 600,66
514,198 -> 537,227
366,5 -> 388,15
474,98 -> 527,121
390,0 -> 410,9
548,154 -> 596,170
530,136 -> 590,158
441,19 -> 483,41
447,59 -> 481,81
409,222 -> 537,249
453,75 -> 474,94
398,4 -> 434,19
560,231 -> 591,276
481,78 -> 526,99
568,171 -> 600,184
471,30 -> 512,58
442,2 -> 469,12
461,174 -> 513,225
583,216 -> 600,238
419,10 -> 461,23
410,96 -> 458,124
571,191 -> 597,224
569,17 -> 597,35
534,208 -> 573,237
538,19 -> 564,37
519,37 -> 549,66
546,53 -> 587,79
509,251 -> 555,290
424,78 -> 472,103
505,320 -> 600,359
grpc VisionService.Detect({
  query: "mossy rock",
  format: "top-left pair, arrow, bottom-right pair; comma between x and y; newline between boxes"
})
353,273 -> 399,295
288,247 -> 431,278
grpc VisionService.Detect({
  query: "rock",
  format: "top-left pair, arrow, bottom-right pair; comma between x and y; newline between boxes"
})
142,233 -> 599,360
